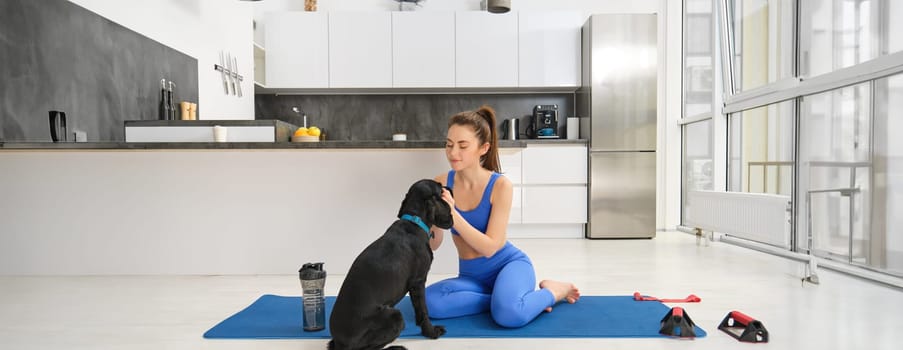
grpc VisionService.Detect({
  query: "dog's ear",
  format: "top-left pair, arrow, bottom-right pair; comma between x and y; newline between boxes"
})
396,196 -> 409,218
400,180 -> 434,218
429,181 -> 454,229
430,197 -> 454,230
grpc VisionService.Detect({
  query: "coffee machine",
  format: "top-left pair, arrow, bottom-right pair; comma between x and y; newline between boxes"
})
526,104 -> 559,139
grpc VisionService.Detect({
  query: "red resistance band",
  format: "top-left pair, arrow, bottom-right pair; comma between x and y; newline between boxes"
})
633,292 -> 701,303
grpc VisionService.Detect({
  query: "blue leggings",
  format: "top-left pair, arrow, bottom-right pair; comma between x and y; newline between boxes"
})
425,242 -> 555,328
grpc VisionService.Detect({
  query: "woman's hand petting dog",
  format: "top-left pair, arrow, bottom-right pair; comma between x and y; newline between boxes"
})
440,188 -> 455,208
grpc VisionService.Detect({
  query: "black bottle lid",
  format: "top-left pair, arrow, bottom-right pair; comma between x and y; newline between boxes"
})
299,262 -> 326,280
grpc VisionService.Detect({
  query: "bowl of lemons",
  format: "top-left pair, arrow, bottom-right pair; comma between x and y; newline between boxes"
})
292,126 -> 321,142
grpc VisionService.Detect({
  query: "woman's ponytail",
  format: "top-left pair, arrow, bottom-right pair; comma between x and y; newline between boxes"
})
448,105 -> 502,173
475,105 -> 501,173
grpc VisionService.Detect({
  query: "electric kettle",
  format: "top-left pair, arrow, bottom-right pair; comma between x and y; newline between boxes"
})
49,110 -> 68,142
501,118 -> 520,140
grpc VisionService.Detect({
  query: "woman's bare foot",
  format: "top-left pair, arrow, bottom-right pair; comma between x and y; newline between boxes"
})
540,280 -> 580,312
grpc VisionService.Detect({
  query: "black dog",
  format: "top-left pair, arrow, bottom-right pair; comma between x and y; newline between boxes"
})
328,179 -> 453,350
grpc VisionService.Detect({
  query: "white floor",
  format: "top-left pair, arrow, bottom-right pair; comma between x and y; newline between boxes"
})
0,232 -> 899,350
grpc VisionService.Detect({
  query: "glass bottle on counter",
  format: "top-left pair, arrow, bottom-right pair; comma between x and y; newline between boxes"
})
167,81 -> 176,121
158,79 -> 170,120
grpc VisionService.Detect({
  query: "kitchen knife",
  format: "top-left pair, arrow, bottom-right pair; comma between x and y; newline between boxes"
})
233,55 -> 242,97
219,51 -> 229,94
225,52 -> 235,95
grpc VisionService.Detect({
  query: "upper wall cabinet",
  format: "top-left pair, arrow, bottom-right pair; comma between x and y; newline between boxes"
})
260,11 -> 583,92
455,12 -> 519,88
518,11 -> 583,88
392,12 -> 456,88
265,12 -> 328,88
329,12 -> 392,88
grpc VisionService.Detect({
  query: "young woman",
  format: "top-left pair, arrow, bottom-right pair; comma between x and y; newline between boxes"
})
425,105 -> 580,328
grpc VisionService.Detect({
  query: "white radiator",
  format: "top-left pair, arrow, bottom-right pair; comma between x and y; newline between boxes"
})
685,190 -> 791,249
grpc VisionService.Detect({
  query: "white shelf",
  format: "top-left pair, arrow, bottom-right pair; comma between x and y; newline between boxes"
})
253,42 -> 265,87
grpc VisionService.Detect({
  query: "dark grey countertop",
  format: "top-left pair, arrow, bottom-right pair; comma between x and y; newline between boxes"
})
0,139 -> 587,150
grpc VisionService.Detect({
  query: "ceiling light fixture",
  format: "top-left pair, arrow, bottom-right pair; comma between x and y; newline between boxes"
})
394,0 -> 426,11
487,0 -> 511,14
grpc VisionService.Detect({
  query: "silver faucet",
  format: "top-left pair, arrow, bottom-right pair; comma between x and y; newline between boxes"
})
292,107 -> 307,128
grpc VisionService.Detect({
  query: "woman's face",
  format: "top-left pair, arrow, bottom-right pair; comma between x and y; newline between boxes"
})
446,124 -> 488,171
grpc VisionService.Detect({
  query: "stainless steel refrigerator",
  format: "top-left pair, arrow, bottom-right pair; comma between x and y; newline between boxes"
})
577,14 -> 657,239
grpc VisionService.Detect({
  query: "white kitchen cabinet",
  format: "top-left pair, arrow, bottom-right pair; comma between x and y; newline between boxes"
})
262,11 -> 583,91
455,12 -> 519,87
509,187 -> 523,224
499,148 -> 523,224
253,42 -> 266,87
520,144 -> 588,226
264,12 -> 328,88
521,186 -> 587,224
518,11 -> 583,88
498,148 -> 523,184
392,12 -> 455,88
329,12 -> 392,88
522,145 -> 587,184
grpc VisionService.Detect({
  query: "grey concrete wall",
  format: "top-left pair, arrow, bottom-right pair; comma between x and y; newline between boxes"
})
254,94 -> 575,141
0,0 -> 199,142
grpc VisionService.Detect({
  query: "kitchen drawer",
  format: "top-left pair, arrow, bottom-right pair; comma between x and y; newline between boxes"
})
522,145 -> 587,184
509,187 -> 522,224
498,148 -> 522,184
521,185 -> 587,224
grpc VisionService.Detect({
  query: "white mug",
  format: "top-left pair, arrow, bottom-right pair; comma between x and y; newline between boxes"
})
213,125 -> 227,142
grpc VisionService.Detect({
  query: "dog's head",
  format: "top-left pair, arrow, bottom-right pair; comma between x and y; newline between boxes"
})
397,179 -> 454,230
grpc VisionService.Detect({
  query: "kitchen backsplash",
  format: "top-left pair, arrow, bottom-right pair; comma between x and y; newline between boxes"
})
254,94 -> 574,141
0,0 -> 198,142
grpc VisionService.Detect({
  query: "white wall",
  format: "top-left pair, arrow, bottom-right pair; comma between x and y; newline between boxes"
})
69,0 -> 255,120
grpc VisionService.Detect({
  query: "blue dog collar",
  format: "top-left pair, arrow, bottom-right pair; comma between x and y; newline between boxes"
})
400,214 -> 432,238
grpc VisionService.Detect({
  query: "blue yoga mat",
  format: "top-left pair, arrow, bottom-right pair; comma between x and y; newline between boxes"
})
204,295 -> 706,339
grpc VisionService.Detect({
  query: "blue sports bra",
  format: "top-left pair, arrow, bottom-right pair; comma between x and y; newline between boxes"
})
447,170 -> 500,235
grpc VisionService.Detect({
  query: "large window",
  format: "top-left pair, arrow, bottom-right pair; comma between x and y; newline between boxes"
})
800,0 -> 903,77
686,0 -> 903,282
684,0 -> 715,117
681,0 -> 717,227
865,75 -> 903,276
728,101 -> 794,195
729,0 -> 795,92
796,74 -> 903,275
872,73 -> 903,274
682,120 -> 714,224
799,83 -> 871,263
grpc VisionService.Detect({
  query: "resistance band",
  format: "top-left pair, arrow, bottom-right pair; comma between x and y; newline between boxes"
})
633,292 -> 701,303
